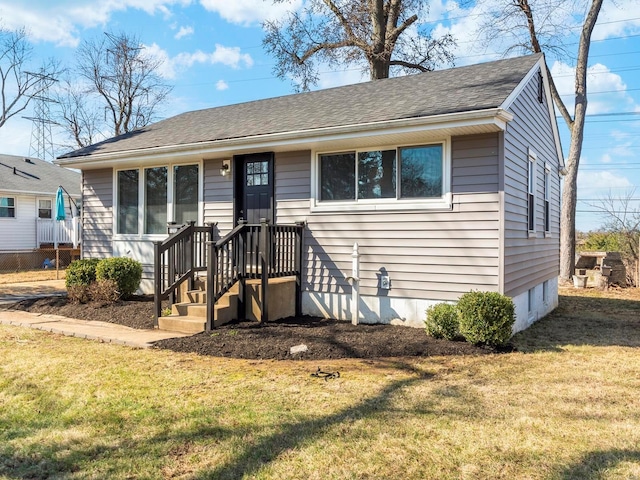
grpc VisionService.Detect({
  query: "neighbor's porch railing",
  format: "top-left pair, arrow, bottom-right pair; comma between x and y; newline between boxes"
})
153,222 -> 216,324
206,219 -> 305,331
36,217 -> 81,248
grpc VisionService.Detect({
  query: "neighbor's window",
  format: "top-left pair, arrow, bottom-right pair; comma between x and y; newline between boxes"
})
145,166 -> 168,234
400,144 -> 444,198
38,199 -> 52,219
543,280 -> 549,304
174,164 -> 199,225
117,169 -> 139,234
528,149 -> 536,232
544,165 -> 550,233
0,197 -> 15,218
319,143 -> 445,202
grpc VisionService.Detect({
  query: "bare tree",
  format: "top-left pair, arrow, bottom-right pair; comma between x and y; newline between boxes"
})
587,190 -> 640,285
479,0 -> 604,282
263,0 -> 456,91
57,31 -> 172,148
0,26 -> 59,129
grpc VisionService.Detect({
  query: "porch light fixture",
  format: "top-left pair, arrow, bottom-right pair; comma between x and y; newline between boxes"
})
220,159 -> 231,177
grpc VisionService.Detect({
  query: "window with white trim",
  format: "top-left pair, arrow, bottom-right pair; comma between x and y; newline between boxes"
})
528,149 -> 536,232
38,199 -> 52,219
0,196 -> 15,218
116,163 -> 200,236
528,287 -> 535,313
318,143 -> 446,204
544,164 -> 550,233
543,280 -> 549,304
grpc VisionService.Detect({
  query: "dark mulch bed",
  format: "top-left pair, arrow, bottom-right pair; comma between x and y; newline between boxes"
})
3,295 -> 497,360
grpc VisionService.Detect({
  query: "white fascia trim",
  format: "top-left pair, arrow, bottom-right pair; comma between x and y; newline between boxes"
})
55,108 -> 513,169
500,56 -> 565,170
0,189 -> 80,197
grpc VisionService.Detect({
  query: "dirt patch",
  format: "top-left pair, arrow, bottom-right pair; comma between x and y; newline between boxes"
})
2,295 -> 494,360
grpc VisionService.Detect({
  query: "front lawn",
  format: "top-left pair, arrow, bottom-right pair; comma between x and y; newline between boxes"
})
1,287 -> 639,479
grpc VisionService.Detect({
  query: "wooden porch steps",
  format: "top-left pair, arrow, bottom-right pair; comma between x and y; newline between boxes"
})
157,283 -> 238,334
157,276 -> 297,334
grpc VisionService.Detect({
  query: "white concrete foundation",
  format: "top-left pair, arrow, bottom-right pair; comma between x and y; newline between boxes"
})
303,276 -> 559,333
511,276 -> 559,333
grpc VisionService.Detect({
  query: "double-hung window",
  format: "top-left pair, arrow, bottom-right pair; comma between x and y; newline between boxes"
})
38,199 -> 52,219
544,164 -> 550,233
318,143 -> 446,207
116,163 -> 200,236
528,149 -> 536,233
0,197 -> 15,218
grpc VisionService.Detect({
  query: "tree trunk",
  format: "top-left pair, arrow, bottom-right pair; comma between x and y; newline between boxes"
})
370,57 -> 390,79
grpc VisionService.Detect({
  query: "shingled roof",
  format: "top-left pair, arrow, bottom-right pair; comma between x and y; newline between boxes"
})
59,53 -> 543,160
0,154 -> 80,196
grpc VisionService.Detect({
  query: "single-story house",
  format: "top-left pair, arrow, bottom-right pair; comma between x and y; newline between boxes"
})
0,154 -> 81,270
57,53 -> 563,332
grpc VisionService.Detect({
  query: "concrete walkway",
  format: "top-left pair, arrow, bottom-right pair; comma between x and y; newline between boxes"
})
0,280 -> 190,348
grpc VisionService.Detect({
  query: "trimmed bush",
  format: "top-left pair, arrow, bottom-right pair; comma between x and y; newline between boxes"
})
457,291 -> 515,346
67,285 -> 91,304
96,257 -> 142,299
65,258 -> 101,289
89,279 -> 121,304
425,303 -> 459,340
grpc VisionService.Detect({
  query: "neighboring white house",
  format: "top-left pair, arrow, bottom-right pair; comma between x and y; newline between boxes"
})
0,154 -> 81,268
57,53 -> 563,332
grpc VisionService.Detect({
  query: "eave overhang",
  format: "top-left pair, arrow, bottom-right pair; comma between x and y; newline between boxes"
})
55,108 -> 513,170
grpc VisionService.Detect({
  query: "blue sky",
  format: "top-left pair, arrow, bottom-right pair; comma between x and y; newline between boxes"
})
1,0 -> 639,232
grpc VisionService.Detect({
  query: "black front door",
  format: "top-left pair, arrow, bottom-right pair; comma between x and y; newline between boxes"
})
235,153 -> 274,224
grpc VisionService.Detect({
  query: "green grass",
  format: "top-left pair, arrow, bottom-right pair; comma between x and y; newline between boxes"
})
1,287 -> 640,479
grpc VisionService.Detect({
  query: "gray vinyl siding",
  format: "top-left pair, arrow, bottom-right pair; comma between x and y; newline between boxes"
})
82,168 -> 113,259
203,159 -> 234,238
503,70 -> 561,297
273,138 -> 501,302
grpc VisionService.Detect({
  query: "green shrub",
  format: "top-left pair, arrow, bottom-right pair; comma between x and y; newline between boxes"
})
425,303 -> 459,340
65,258 -> 101,288
96,257 -> 142,299
457,291 -> 515,346
89,279 -> 120,304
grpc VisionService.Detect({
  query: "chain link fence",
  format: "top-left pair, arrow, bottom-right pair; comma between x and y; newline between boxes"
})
0,248 -> 80,276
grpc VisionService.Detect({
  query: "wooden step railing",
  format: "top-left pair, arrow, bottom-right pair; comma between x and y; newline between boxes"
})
153,222 -> 216,324
206,219 -> 305,330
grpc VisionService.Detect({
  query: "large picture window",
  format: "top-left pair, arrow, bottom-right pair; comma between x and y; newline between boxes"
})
174,164 -> 199,225
318,143 -> 445,204
400,145 -> 443,198
145,167 -> 168,234
117,170 -> 139,234
0,197 -> 15,218
116,163 -> 200,236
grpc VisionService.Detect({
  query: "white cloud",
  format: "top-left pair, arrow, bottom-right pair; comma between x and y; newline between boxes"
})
0,0 -> 189,47
601,153 -> 612,163
144,43 -> 254,79
174,25 -> 194,39
578,170 -> 633,192
550,61 -> 635,115
199,0 -> 302,26
216,79 -> 229,90
591,0 -> 640,41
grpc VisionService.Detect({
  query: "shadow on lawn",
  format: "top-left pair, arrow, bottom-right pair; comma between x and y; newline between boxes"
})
512,294 -> 640,352
555,448 -> 640,479
0,359 -> 435,480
